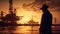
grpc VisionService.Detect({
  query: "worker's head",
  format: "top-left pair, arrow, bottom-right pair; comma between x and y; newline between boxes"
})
40,4 -> 49,12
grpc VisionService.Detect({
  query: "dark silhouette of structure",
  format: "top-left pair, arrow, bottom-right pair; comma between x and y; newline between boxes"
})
0,0 -> 20,26
4,0 -> 20,25
39,4 -> 52,34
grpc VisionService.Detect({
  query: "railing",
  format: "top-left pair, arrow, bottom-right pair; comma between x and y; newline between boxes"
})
7,24 -> 60,26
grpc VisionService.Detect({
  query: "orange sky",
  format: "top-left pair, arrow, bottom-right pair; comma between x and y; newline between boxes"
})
0,0 -> 60,24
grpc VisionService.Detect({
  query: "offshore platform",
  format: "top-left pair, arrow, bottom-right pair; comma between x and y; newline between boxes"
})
0,0 -> 23,26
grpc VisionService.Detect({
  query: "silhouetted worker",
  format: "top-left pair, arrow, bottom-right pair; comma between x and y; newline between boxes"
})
39,4 -> 52,34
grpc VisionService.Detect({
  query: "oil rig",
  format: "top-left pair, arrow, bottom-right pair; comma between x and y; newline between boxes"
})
0,0 -> 23,26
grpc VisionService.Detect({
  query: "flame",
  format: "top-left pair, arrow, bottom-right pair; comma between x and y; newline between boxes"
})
16,7 -> 42,24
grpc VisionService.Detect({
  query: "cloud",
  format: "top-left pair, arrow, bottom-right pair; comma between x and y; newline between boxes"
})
22,0 -> 60,12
